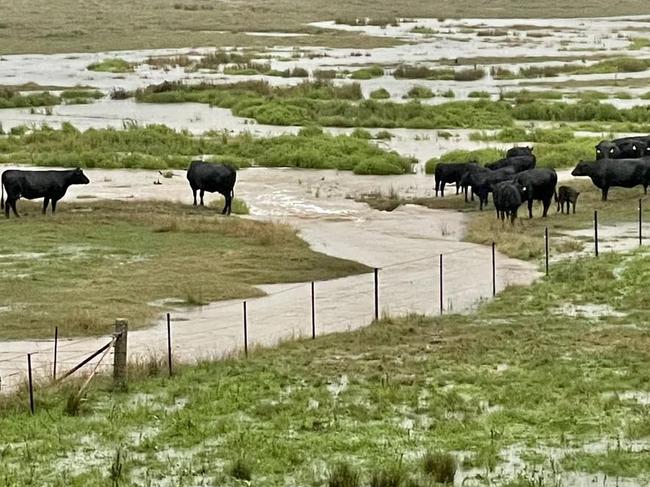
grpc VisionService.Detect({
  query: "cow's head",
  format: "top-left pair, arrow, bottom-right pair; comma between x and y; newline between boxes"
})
71,168 -> 90,185
595,141 -> 619,159
571,160 -> 593,177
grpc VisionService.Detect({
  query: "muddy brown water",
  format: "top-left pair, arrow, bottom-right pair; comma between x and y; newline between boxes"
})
0,166 -> 540,392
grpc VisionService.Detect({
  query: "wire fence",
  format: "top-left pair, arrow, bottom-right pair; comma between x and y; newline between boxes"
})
1,202 -> 647,411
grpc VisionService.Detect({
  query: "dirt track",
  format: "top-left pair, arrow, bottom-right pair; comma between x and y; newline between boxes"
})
0,167 -> 539,392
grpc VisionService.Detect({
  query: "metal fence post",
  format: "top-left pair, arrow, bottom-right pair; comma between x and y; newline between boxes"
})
53,326 -> 58,381
639,199 -> 643,247
374,268 -> 379,321
439,254 -> 444,315
594,210 -> 599,257
545,227 -> 549,276
166,313 -> 173,377
311,282 -> 316,339
243,301 -> 248,357
113,319 -> 128,389
27,353 -> 35,415
491,242 -> 496,297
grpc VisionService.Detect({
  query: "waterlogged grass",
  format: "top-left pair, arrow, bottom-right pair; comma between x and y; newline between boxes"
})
350,65 -> 384,80
2,250 -> 650,484
0,200 -> 367,339
135,80 -> 513,129
0,124 -> 414,175
394,65 -> 486,81
406,86 -> 434,99
495,57 -> 650,79
370,88 -> 390,99
0,89 -> 60,109
86,58 -> 134,73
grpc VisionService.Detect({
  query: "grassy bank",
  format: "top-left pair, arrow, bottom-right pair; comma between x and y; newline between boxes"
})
134,80 -> 650,129
2,249 -> 650,485
2,0 -> 650,54
0,200 -> 368,339
0,124 -> 414,175
0,87 -> 103,110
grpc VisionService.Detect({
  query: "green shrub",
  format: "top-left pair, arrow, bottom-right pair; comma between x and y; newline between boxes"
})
351,128 -> 372,139
87,58 -> 133,73
370,88 -> 391,99
440,89 -> 455,98
313,69 -> 337,79
227,457 -> 252,481
454,68 -> 485,81
407,86 -> 434,98
350,65 -> 384,80
328,462 -> 361,487
422,451 -> 456,484
375,130 -> 393,140
468,91 -> 491,98
298,125 -> 324,137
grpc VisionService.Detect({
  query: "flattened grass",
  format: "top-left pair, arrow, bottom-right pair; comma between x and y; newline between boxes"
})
0,199 -> 368,339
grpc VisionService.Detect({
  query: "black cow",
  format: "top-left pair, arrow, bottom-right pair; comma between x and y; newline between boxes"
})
186,161 -> 237,215
471,166 -> 517,211
434,161 -> 476,197
571,158 -> 650,201
556,185 -> 581,214
513,168 -> 557,218
596,136 -> 650,159
485,154 -> 536,172
459,163 -> 487,202
492,181 -> 524,224
1,168 -> 90,218
506,146 -> 533,158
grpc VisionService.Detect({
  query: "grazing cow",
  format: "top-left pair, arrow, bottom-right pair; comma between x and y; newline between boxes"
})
1,168 -> 90,218
434,161 -> 476,197
556,185 -> 581,214
459,163 -> 487,202
596,136 -> 650,159
571,158 -> 650,201
492,181 -> 524,224
513,168 -> 557,218
506,146 -> 533,158
471,166 -> 517,211
186,161 -> 237,215
485,154 -> 536,172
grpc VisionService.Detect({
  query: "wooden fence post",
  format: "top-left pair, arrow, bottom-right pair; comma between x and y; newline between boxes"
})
113,319 -> 128,389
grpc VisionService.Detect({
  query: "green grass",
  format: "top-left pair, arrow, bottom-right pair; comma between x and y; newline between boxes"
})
630,37 -> 650,50
394,65 -> 485,81
86,58 -> 134,73
350,65 -> 384,80
0,89 -> 60,109
2,248 -> 650,484
0,124 -> 414,175
370,88 -> 391,99
406,86 -> 434,99
0,200 -> 367,339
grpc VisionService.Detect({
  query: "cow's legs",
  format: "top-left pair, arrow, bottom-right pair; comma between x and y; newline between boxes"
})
43,198 -> 49,214
200,190 -> 205,206
51,199 -> 58,214
224,192 -> 232,215
191,187 -> 198,206
542,197 -> 551,218
434,178 -> 440,198
528,199 -> 533,219
572,202 -> 576,214
9,199 -> 19,218
602,187 -> 609,201
440,182 -> 445,198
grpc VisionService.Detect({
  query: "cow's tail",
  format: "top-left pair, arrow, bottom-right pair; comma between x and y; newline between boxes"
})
554,187 -> 558,203
0,175 -> 4,210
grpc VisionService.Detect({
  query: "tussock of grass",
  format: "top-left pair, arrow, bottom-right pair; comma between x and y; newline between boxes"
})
350,65 -> 384,80
422,452 -> 456,484
0,88 -> 60,108
86,58 -> 134,73
370,88 -> 391,99
406,86 -> 434,99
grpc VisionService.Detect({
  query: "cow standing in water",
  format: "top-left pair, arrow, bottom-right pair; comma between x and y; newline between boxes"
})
1,168 -> 90,218
186,161 -> 237,215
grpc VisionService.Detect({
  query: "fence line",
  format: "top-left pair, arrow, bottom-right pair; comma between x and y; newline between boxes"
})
2,199 -> 648,403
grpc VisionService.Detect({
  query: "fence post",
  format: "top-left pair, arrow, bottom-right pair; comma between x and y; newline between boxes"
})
311,282 -> 316,339
594,210 -> 599,257
243,301 -> 248,357
373,268 -> 379,321
439,254 -> 444,315
27,353 -> 35,415
639,199 -> 643,247
53,326 -> 58,381
113,319 -> 128,389
544,227 -> 549,276
491,242 -> 496,297
166,313 -> 173,377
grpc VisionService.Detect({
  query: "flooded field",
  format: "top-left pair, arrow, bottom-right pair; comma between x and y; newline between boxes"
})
2,11 -> 650,487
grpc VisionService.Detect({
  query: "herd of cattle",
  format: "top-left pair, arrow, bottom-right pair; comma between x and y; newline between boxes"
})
434,135 -> 650,223
0,161 -> 237,218
2,134 -> 650,222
